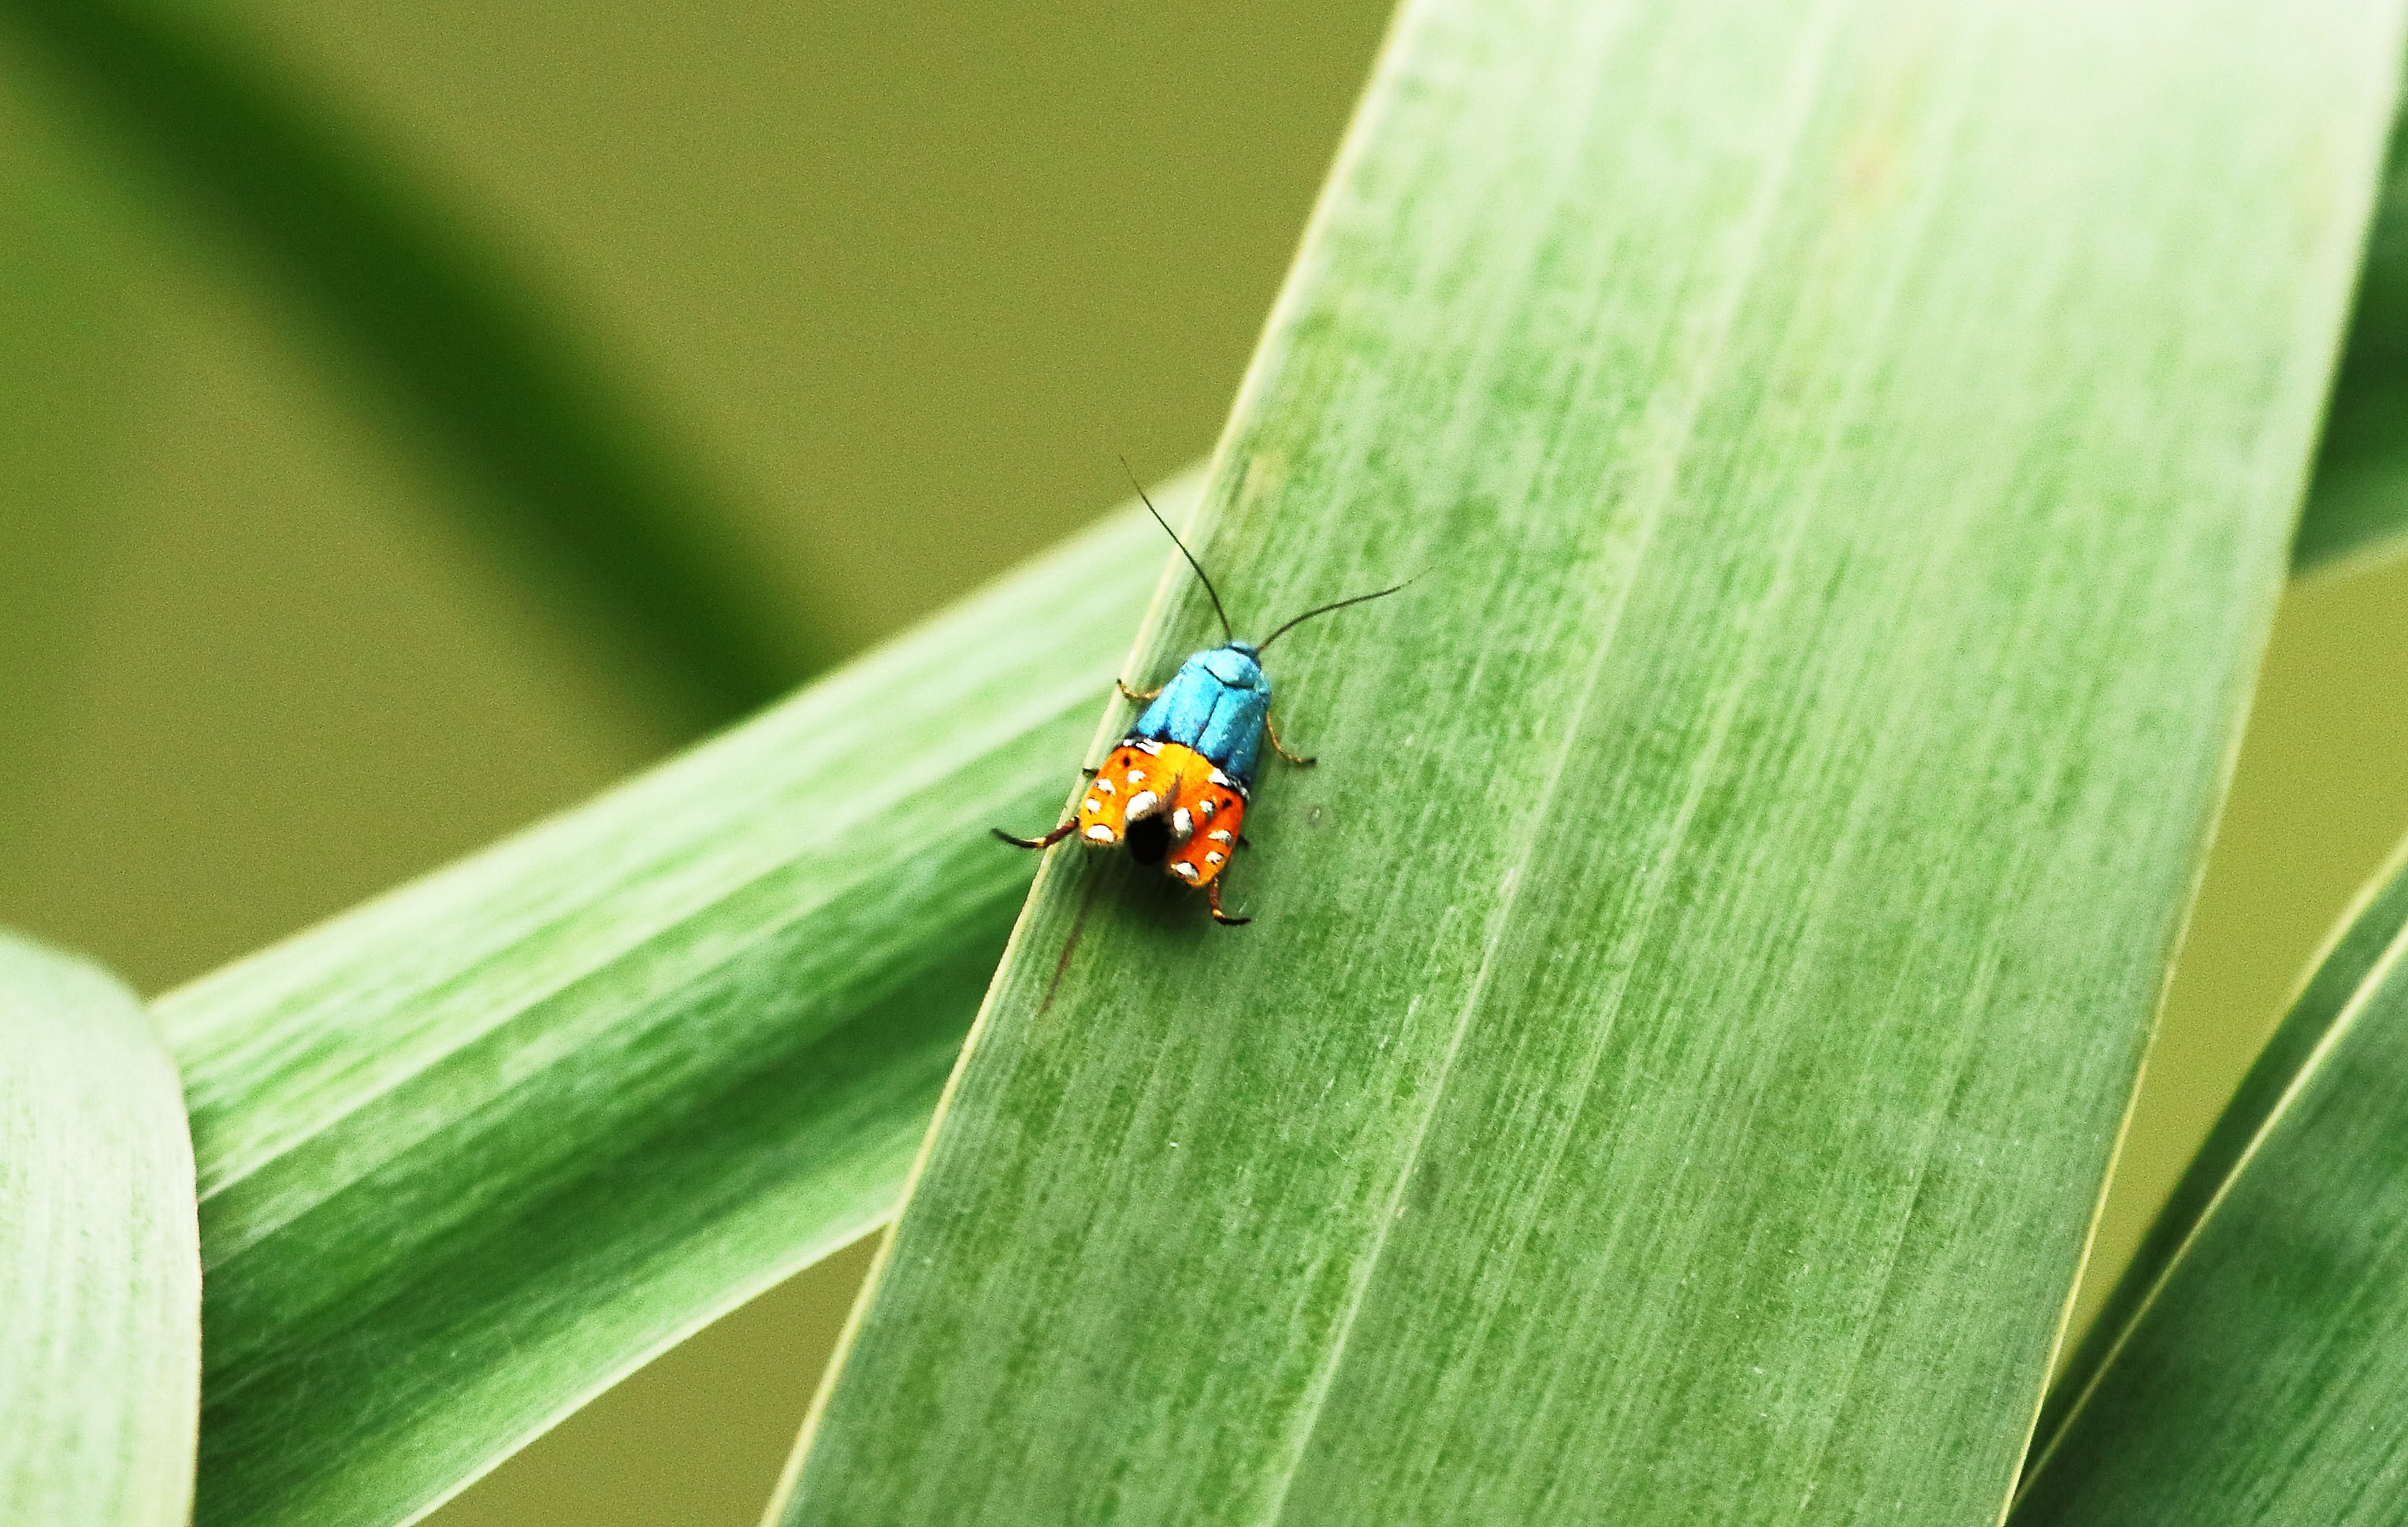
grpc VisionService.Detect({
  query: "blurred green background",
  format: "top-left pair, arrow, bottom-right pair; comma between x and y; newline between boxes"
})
1,3 -> 2401,1522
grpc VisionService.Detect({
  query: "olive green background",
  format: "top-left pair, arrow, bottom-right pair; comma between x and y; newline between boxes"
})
1,4 -> 2402,1522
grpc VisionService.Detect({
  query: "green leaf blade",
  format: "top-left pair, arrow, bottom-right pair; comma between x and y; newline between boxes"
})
2035,833 -> 2408,1454
158,486 -> 1184,1527
2014,837 -> 2408,1526
2299,113 -> 2408,574
0,934 -> 199,1527
771,1 -> 2405,1522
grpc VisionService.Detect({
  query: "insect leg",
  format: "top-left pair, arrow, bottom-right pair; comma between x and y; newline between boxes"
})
1265,711 -> 1317,767
1117,678 -> 1165,704
1207,878 -> 1250,927
992,822 -> 1080,850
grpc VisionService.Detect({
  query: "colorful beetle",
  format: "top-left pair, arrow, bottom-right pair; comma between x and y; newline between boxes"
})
994,481 -> 1409,925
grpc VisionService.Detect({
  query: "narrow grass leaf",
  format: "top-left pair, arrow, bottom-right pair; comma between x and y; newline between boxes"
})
2033,831 -> 2408,1455
2013,830 -> 2408,1525
0,0 -> 817,723
769,1 -> 2402,1522
2302,109 -> 2408,573
157,483 -> 1186,1527
0,934 -> 199,1527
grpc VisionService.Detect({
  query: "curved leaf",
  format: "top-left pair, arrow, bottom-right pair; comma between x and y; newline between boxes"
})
2033,831 -> 2408,1455
2014,833 -> 2408,1525
158,480 -> 1187,1527
767,0 -> 2404,1521
2300,109 -> 2408,574
0,0 -> 816,723
0,934 -> 199,1526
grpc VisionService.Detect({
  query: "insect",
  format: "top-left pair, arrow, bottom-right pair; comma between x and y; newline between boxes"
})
994,478 -> 1410,925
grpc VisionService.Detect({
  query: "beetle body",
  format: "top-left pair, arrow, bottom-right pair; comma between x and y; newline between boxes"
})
1062,643 -> 1267,921
993,476 -> 1409,926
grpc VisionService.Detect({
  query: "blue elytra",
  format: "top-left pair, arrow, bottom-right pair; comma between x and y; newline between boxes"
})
1130,642 -> 1269,786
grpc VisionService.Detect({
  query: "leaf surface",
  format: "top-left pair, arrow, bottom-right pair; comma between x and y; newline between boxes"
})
2301,111 -> 2408,574
0,934 -> 199,1526
769,1 -> 2406,1522
2014,834 -> 2408,1525
157,484 -> 1186,1527
2035,834 -> 2408,1453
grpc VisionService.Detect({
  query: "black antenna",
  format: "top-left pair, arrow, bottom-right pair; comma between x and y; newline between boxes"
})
1122,457 -> 1234,644
1256,573 -> 1420,652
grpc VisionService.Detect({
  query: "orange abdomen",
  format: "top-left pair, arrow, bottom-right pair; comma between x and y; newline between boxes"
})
1076,741 -> 1247,888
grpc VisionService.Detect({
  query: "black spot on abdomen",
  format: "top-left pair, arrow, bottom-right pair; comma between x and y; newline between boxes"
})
1126,815 -> 1171,867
